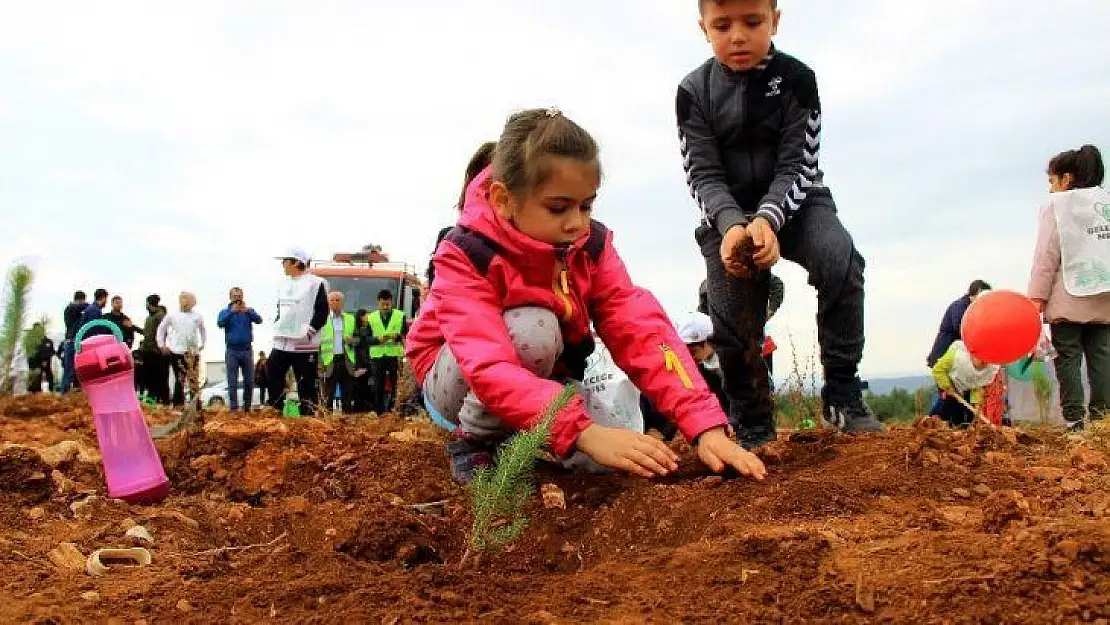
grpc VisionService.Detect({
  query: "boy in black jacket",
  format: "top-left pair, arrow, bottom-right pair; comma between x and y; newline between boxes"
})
677,0 -> 883,448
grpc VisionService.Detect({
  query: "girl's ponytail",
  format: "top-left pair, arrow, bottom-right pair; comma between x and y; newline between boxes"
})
1076,145 -> 1105,188
456,141 -> 498,211
1048,144 -> 1105,189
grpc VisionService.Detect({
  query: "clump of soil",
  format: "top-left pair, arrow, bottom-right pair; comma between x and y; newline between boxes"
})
336,507 -> 444,568
2,395 -> 1109,623
981,489 -> 1032,533
0,446 -> 54,504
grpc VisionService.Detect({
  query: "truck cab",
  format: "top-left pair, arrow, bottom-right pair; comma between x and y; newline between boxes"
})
309,250 -> 423,319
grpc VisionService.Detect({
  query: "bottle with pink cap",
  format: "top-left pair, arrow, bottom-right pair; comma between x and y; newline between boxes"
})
74,319 -> 170,504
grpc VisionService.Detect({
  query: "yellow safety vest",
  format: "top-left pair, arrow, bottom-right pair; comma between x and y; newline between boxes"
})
369,309 -> 405,358
319,313 -> 356,367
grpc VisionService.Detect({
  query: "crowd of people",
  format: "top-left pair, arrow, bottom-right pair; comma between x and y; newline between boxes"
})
34,270 -> 409,418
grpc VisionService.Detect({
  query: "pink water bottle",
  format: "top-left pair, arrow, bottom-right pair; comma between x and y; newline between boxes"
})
75,320 -> 170,504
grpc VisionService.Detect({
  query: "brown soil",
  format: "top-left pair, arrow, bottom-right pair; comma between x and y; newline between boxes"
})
2,396 -> 1109,623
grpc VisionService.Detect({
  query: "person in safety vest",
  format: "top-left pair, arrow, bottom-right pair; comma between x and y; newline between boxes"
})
319,291 -> 357,413
368,289 -> 407,414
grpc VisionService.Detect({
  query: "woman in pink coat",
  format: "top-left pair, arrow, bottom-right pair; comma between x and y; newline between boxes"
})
1028,145 -> 1110,429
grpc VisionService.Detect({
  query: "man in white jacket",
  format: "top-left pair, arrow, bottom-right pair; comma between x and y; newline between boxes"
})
268,248 -> 329,416
157,292 -> 206,409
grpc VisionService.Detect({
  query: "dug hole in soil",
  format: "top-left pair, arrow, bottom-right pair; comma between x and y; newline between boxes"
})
2,394 -> 1109,623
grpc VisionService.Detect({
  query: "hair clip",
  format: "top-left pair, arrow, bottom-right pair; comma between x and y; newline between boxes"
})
545,107 -> 561,118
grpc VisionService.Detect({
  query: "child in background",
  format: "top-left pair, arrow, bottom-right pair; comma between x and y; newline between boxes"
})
1028,145 -> 1110,430
931,340 -> 1001,428
643,311 -> 729,441
408,108 -> 766,484
677,0 -> 883,449
426,141 -> 498,290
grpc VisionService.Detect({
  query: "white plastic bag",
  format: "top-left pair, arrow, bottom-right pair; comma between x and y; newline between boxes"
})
560,339 -> 645,473
1034,324 -> 1057,361
581,340 -> 644,433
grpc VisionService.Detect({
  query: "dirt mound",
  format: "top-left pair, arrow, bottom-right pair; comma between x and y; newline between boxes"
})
1,394 -> 1109,623
0,446 -> 53,504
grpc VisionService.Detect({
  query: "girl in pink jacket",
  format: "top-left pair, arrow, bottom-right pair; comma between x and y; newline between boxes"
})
407,108 -> 766,484
1028,144 -> 1110,429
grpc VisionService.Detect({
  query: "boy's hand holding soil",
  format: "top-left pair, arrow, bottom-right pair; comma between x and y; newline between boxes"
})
576,423 -> 766,481
720,218 -> 779,278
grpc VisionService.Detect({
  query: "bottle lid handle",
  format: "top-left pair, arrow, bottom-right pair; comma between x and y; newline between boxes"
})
75,319 -> 124,353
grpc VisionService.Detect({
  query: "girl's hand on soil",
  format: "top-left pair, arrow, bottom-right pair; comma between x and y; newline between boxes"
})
720,225 -> 753,278
747,217 -> 780,269
576,425 -> 679,478
696,427 -> 767,480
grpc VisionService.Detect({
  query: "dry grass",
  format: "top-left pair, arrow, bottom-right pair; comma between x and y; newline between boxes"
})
1078,413 -> 1110,453
774,333 -> 823,430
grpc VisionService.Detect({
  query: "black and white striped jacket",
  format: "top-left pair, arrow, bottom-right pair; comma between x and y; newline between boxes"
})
676,47 -> 828,235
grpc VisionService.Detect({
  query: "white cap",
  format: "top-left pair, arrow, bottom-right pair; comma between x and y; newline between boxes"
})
276,247 -> 311,265
676,311 -> 713,344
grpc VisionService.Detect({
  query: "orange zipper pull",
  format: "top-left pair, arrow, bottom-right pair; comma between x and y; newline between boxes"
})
559,269 -> 570,294
661,344 -> 694,389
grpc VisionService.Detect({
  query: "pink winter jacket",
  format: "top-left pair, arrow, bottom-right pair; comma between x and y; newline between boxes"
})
1028,198 -> 1110,324
407,168 -> 728,456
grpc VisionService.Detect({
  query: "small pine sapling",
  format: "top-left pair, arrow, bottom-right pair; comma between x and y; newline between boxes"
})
1031,362 -> 1055,425
0,264 -> 33,395
461,383 -> 577,567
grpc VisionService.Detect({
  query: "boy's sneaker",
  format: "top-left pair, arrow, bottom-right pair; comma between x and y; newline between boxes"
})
822,382 -> 885,434
446,438 -> 494,484
735,417 -> 777,450
1065,419 -> 1085,433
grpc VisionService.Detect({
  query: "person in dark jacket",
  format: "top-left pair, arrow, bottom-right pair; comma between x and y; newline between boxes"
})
677,1 -> 882,446
926,280 -> 993,367
925,280 -> 992,415
426,141 -> 497,289
65,288 -> 109,390
77,289 -> 110,341
103,296 -> 143,348
254,352 -> 269,407
351,308 -> 374,412
59,290 -> 88,393
137,294 -> 170,404
217,287 -> 263,411
26,323 -> 56,393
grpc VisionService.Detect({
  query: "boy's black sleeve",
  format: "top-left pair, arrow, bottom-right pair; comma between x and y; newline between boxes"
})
309,284 -> 329,332
676,82 -> 747,236
754,67 -> 822,232
767,274 -> 785,317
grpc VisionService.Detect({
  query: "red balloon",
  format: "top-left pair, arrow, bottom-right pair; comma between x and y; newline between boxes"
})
960,290 -> 1041,364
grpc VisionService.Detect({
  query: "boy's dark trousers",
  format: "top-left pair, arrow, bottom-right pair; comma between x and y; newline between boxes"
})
266,349 -> 319,416
29,364 -> 55,393
371,356 -> 399,414
696,196 -> 866,435
139,350 -> 170,404
322,360 -> 355,414
1051,322 -> 1110,423
936,390 -> 975,428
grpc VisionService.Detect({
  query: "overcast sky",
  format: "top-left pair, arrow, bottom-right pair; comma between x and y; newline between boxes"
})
2,1 -> 1108,379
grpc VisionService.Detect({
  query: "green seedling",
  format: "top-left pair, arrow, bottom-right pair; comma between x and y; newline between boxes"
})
461,383 -> 577,567
0,264 -> 33,395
